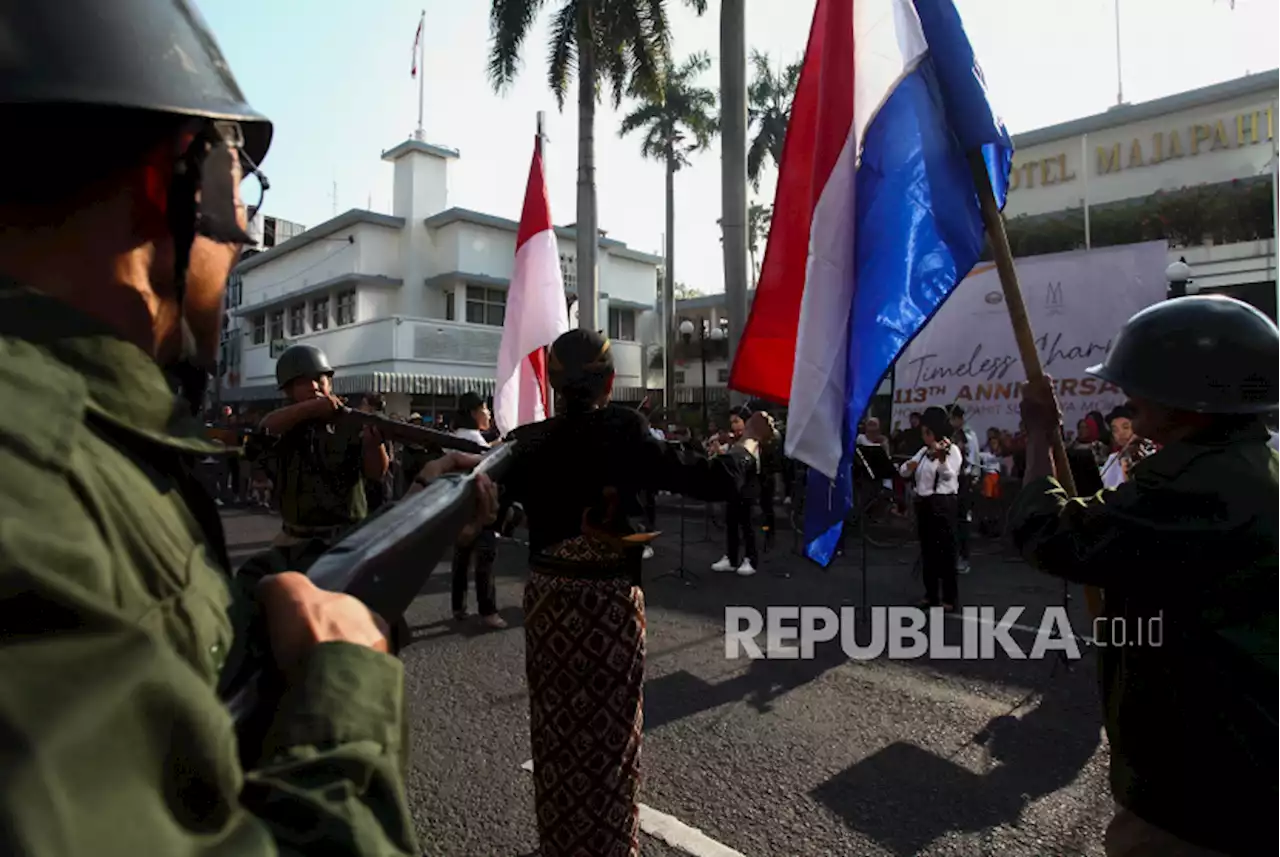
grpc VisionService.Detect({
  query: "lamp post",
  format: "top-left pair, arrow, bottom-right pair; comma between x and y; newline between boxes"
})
679,318 -> 726,431
1165,257 -> 1192,300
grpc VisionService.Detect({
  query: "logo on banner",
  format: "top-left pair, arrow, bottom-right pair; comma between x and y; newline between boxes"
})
1046,282 -> 1065,316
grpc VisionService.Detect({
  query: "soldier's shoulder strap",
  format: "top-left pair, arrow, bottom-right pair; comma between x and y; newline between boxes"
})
0,337 -> 88,473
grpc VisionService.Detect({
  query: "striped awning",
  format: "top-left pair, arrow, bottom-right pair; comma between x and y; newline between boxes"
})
333,373 -> 496,397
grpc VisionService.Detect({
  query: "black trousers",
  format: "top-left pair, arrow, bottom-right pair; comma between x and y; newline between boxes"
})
452,529 -> 497,616
915,494 -> 959,606
642,489 -> 657,532
955,474 -> 974,563
726,498 -> 758,566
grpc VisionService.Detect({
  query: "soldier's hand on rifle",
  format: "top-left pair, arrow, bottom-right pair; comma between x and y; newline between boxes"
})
256,572 -> 390,671
308,392 -> 344,420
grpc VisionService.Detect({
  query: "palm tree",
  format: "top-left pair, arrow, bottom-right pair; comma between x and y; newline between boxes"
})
719,0 -> 748,398
620,52 -> 717,402
747,202 -> 771,284
487,0 -> 706,333
747,50 -> 802,192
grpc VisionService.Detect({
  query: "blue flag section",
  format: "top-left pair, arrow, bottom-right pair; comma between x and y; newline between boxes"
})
801,0 -> 1014,567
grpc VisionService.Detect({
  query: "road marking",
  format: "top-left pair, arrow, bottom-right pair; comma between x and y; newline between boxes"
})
943,609 -> 1094,644
519,760 -> 746,857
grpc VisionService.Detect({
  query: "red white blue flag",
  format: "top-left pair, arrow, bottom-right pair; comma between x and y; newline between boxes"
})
729,0 -> 1013,565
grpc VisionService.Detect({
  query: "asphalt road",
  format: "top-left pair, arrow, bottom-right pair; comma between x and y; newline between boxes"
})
224,506 -> 1112,857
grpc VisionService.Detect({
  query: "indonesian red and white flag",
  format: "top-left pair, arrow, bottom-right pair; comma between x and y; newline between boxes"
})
410,14 -> 423,78
493,131 -> 569,435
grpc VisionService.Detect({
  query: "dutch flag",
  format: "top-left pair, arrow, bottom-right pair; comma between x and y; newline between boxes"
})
729,0 -> 1014,566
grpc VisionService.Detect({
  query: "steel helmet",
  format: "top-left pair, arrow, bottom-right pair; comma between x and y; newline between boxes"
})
1086,295 -> 1279,414
275,345 -> 334,389
0,0 -> 272,167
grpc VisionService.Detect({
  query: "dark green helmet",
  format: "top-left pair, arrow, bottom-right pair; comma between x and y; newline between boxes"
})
275,345 -> 334,389
1086,295 -> 1279,414
0,0 -> 271,166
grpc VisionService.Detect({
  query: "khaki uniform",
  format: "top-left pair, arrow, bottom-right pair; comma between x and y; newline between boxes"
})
0,282 -> 418,854
1010,422 -> 1277,857
242,414 -> 371,580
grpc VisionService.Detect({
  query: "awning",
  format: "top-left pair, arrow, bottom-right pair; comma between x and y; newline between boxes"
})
218,383 -> 282,403
333,373 -> 496,397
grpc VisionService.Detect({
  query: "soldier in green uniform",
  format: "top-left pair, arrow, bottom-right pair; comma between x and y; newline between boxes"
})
0,1 -> 492,852
1009,295 -> 1278,857
240,344 -> 389,580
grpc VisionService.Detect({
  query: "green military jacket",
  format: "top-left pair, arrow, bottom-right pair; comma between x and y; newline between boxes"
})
0,283 -> 418,855
273,419 -> 368,530
1010,423 -> 1278,856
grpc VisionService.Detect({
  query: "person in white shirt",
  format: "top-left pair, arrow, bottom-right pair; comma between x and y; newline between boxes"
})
450,392 -> 505,629
947,405 -> 981,575
898,406 -> 964,610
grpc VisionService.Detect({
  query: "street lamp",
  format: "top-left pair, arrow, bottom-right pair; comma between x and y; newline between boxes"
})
1165,257 -> 1192,300
679,318 -> 726,431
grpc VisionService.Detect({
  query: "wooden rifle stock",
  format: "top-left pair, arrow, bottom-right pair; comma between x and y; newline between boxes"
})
338,407 -> 487,454
224,443 -> 515,732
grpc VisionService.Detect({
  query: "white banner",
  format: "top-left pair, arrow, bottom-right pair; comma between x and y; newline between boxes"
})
891,241 -> 1169,442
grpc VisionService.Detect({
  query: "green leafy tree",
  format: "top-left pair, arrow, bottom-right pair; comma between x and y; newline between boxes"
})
746,49 -> 802,192
621,51 -> 717,399
487,0 -> 706,332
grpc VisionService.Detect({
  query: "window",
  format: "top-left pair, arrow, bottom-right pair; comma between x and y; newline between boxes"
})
608,308 -> 635,341
674,371 -> 686,385
226,274 -> 243,309
288,304 -> 306,336
269,310 -> 284,342
559,254 -> 576,291
311,297 -> 330,331
251,314 -> 265,345
443,289 -> 455,321
336,290 -> 356,325
717,368 -> 729,383
465,285 -> 506,326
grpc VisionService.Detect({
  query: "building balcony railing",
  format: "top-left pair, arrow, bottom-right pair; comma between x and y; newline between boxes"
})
670,337 -> 729,362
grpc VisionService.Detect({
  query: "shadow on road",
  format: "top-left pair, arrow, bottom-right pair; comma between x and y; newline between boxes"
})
407,604 -> 526,643
809,663 -> 1103,856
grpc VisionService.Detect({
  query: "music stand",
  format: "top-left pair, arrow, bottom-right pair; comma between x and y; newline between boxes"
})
653,441 -> 700,586
853,444 -> 898,618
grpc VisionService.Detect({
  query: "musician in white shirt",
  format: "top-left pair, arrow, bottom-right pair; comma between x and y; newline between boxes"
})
898,407 -> 964,610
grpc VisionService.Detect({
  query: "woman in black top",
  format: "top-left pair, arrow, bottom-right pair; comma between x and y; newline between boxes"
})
503,329 -> 762,857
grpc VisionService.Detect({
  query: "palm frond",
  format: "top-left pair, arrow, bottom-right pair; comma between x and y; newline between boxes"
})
488,0 -> 545,90
545,1 -> 580,108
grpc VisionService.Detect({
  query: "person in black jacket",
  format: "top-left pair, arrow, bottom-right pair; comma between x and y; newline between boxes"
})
502,329 -> 762,857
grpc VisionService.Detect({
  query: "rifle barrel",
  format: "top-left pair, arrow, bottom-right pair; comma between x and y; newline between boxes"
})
339,408 -> 486,454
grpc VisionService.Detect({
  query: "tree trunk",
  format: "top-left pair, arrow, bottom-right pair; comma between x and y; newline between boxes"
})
720,0 -> 748,404
576,7 -> 599,332
663,157 -> 676,408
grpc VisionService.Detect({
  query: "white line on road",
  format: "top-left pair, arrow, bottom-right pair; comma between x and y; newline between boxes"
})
519,760 -> 746,857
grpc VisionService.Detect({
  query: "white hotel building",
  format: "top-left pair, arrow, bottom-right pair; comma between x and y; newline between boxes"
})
674,69 -> 1279,404
219,137 -> 663,418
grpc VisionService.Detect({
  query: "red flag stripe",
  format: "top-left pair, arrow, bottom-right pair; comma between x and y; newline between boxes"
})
516,136 -> 553,249
727,0 -> 855,404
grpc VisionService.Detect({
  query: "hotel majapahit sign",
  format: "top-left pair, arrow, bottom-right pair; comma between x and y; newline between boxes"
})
1008,105 -> 1274,192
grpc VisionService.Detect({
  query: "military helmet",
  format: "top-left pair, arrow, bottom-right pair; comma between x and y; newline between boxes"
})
275,345 -> 334,389
1086,295 -> 1279,414
0,0 -> 271,167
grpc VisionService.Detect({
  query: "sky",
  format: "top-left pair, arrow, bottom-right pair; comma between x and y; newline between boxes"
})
196,0 -> 1277,295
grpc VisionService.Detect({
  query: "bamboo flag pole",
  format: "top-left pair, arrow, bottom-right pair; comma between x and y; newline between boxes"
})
968,152 -> 1104,619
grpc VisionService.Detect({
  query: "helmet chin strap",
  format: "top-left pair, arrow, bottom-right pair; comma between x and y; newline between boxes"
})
165,122 -> 255,417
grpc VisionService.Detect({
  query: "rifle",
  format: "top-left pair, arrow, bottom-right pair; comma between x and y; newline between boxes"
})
223,441 -> 516,743
336,407 -> 487,453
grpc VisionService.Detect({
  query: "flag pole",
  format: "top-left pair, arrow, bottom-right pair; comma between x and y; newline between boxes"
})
415,10 -> 426,141
967,151 -> 1103,620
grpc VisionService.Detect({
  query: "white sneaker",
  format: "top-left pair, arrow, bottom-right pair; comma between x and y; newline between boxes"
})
957,560 -> 971,574
711,556 -> 734,572
736,559 -> 756,577
642,546 -> 655,560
